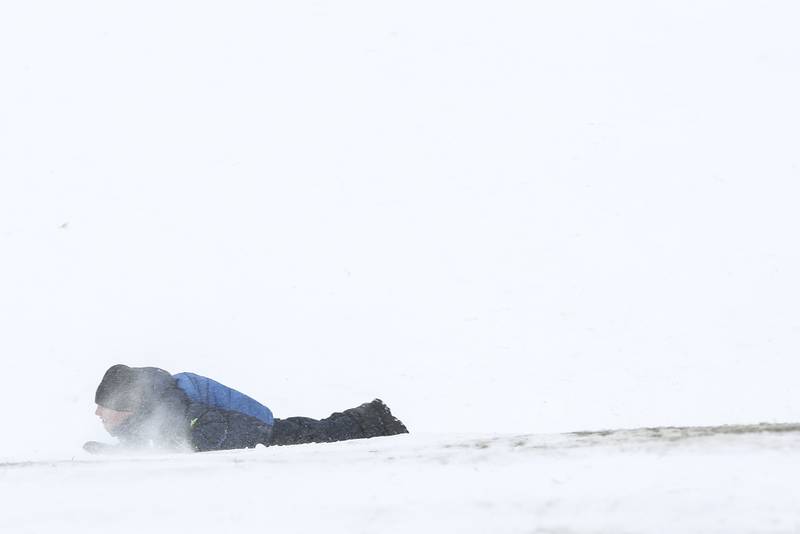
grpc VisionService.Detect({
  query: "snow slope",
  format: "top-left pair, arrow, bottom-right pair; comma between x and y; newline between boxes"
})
1,0 -> 800,530
4,424 -> 800,533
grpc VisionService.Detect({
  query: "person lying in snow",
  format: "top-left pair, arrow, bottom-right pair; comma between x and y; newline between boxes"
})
84,364 -> 408,454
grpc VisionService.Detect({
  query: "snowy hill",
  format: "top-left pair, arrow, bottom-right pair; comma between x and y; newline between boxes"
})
2,0 -> 800,531
4,424 -> 800,533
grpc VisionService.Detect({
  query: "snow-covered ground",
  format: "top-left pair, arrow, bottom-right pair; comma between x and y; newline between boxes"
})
4,424 -> 800,533
2,1 -> 800,531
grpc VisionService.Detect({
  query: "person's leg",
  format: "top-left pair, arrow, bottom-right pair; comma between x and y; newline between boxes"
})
268,416 -> 343,445
269,399 -> 408,446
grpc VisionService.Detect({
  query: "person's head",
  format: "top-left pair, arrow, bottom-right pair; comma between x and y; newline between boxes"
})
93,364 -> 144,434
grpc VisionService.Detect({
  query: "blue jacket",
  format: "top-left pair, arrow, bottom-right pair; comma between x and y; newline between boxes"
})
173,372 -> 274,426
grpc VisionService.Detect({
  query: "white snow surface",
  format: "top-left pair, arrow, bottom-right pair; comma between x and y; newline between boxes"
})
4,426 -> 800,533
1,0 -> 800,531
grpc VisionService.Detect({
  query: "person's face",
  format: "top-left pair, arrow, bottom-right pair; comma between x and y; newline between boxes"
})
95,405 -> 133,433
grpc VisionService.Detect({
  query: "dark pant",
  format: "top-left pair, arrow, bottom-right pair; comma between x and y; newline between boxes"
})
268,400 -> 407,446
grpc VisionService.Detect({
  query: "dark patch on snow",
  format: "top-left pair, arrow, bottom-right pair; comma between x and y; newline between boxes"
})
569,422 -> 800,441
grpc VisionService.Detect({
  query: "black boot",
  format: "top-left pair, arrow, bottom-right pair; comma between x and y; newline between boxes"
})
347,399 -> 409,438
